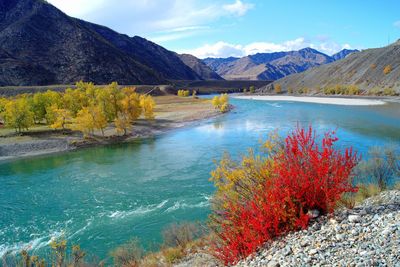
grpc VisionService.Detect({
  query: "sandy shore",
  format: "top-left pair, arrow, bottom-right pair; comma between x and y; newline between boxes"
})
0,96 -> 222,162
234,95 -> 387,106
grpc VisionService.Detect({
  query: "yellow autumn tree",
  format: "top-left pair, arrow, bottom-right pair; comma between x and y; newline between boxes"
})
46,105 -> 72,130
120,92 -> 142,121
73,106 -> 107,137
3,97 -> 34,133
63,88 -> 86,116
212,94 -> 229,113
115,112 -> 132,136
140,95 -> 155,120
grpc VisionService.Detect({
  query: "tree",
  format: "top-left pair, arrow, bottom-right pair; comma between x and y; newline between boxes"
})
72,106 -> 107,137
47,105 -> 72,130
3,98 -> 34,133
107,82 -> 124,120
115,112 -> 131,136
211,96 -> 220,108
212,94 -> 229,113
63,88 -> 86,116
120,93 -> 142,121
31,92 -> 48,123
140,95 -> 155,120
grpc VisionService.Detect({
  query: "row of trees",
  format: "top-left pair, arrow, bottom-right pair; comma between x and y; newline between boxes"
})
0,82 -> 155,136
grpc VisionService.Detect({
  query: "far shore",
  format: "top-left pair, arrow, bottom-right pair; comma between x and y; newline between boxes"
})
233,95 -> 394,106
0,96 -> 224,162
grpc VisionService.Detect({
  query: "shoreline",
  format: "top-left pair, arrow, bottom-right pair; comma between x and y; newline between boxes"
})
233,95 -> 394,106
0,112 -> 223,163
0,96 -> 224,163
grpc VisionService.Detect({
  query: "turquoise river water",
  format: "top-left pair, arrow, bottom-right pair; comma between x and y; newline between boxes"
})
0,97 -> 399,259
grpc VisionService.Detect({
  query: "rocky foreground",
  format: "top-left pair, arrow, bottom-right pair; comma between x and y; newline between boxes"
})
236,190 -> 400,267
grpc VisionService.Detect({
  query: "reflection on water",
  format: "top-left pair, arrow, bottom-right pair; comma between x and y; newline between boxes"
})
0,97 -> 399,258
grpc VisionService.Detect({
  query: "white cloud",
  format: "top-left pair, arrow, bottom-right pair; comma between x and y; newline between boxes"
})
394,21 -> 400,28
223,0 -> 254,16
47,0 -> 254,40
184,41 -> 244,58
182,38 -> 354,58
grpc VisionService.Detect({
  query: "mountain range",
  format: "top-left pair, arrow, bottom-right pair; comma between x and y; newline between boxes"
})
203,48 -> 359,81
0,0 -> 222,86
258,41 -> 400,93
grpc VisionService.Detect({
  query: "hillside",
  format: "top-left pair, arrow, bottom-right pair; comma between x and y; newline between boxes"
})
258,41 -> 400,94
177,54 -> 223,80
203,48 -> 347,81
0,0 -> 202,86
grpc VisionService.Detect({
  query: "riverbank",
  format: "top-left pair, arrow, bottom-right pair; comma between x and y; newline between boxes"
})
0,96 -> 222,162
236,190 -> 400,267
233,95 -> 393,106
172,190 -> 400,267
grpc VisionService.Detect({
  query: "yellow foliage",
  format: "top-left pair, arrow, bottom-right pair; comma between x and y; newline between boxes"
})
73,106 -> 107,137
115,112 -> 132,136
48,106 -> 72,130
212,93 -> 229,113
140,95 -> 156,120
120,92 -> 142,121
274,84 -> 282,94
383,65 -> 392,75
177,90 -> 190,97
3,97 -> 34,133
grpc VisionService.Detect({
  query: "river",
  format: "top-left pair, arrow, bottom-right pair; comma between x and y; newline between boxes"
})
1,97 -> 399,259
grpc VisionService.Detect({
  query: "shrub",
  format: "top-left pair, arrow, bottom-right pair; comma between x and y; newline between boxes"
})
383,88 -> 396,96
162,247 -> 184,264
162,222 -> 203,248
177,90 -> 190,97
111,239 -> 144,267
274,84 -> 282,94
383,65 -> 392,75
249,86 -> 255,94
355,146 -> 400,190
210,127 -> 359,264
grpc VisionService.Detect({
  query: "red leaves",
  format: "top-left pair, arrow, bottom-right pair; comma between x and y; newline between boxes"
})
213,126 -> 359,265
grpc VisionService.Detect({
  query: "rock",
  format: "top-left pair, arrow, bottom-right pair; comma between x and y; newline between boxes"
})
348,215 -> 361,223
307,209 -> 320,219
267,260 -> 280,267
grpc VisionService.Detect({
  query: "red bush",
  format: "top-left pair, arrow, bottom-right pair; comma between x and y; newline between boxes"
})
213,127 -> 359,265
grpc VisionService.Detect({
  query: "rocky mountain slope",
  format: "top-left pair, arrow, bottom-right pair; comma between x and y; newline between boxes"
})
258,41 -> 400,94
0,0 -> 203,86
236,190 -> 400,267
332,49 -> 359,61
203,48 -> 359,81
177,54 -> 223,80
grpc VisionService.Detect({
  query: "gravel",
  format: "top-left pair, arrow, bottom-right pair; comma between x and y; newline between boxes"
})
236,190 -> 400,267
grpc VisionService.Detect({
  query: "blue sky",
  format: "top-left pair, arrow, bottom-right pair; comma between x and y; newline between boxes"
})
48,0 -> 400,58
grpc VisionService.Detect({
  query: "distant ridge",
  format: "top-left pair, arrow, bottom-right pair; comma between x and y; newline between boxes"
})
258,41 -> 400,94
203,48 -> 359,81
177,54 -> 223,80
